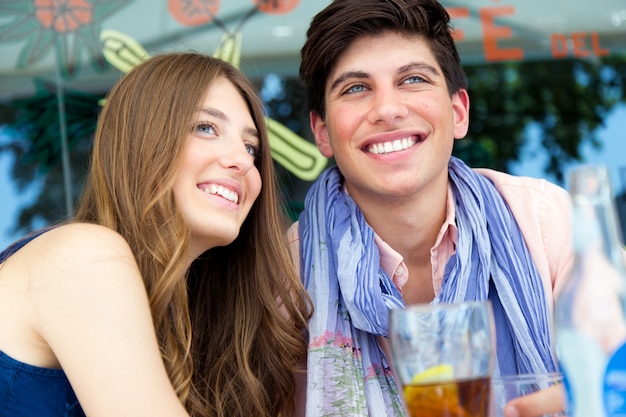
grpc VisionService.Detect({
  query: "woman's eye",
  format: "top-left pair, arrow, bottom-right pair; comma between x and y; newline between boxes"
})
195,122 -> 216,135
245,143 -> 260,159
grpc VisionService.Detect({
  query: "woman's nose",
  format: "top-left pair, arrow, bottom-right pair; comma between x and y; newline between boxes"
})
221,140 -> 255,174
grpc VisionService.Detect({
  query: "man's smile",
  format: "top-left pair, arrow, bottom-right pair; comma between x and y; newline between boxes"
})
366,135 -> 422,155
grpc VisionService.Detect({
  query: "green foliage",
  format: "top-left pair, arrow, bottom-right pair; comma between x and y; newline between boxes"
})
0,82 -> 100,235
458,56 -> 626,181
9,79 -> 101,171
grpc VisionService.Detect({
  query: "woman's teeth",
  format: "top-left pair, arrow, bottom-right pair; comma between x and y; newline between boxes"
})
204,184 -> 239,204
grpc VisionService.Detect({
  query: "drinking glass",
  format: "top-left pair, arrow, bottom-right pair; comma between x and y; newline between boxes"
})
491,373 -> 568,417
389,301 -> 496,417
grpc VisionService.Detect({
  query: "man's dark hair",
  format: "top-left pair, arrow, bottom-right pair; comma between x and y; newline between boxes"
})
300,0 -> 467,119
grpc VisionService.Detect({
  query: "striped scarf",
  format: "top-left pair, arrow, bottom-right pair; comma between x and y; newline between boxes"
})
298,157 -> 556,416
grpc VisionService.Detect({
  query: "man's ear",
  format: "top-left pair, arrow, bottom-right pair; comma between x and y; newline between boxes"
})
452,89 -> 470,140
310,111 -> 334,158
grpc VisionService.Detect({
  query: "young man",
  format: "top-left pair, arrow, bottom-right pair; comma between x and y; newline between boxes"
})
289,0 -> 573,416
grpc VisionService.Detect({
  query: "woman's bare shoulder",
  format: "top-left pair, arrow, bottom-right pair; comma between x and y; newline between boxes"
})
3,223 -> 139,291
26,223 -> 134,264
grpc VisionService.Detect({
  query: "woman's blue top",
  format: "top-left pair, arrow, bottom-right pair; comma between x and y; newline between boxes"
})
0,228 -> 86,417
0,350 -> 85,417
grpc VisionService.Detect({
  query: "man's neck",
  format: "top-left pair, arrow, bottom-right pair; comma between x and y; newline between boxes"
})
352,180 -> 449,265
349,177 -> 450,305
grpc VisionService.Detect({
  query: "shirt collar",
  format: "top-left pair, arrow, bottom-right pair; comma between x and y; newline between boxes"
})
375,185 -> 459,292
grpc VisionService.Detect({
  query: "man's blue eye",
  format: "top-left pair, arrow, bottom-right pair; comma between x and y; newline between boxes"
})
405,75 -> 425,84
346,84 -> 365,94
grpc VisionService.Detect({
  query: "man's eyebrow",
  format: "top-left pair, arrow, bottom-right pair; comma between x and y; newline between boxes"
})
398,62 -> 442,77
329,70 -> 369,93
329,62 -> 442,93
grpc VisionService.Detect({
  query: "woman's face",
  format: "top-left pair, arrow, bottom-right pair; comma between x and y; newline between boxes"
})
173,77 -> 262,259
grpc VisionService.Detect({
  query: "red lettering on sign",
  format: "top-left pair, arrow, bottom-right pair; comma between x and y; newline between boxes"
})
591,32 -> 610,56
447,5 -> 614,62
550,33 -> 569,58
550,32 -> 610,59
571,32 -> 590,57
448,7 -> 469,41
480,6 -> 524,61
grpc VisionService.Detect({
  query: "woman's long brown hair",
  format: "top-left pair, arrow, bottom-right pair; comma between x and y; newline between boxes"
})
74,52 -> 311,416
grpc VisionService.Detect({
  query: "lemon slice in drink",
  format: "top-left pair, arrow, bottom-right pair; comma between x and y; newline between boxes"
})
405,364 -> 460,416
411,364 -> 454,384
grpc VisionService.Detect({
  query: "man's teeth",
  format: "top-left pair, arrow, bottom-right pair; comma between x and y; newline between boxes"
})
368,137 -> 417,155
205,184 -> 239,204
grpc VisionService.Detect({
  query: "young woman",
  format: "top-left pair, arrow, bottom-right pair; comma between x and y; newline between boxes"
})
0,52 -> 310,417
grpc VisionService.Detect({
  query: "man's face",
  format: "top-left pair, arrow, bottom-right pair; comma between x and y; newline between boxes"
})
310,32 -> 469,207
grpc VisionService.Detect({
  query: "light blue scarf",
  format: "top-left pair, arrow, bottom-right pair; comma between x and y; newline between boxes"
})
299,157 -> 556,416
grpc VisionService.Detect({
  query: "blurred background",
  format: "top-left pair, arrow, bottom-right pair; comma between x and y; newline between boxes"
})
1,0 -> 625,248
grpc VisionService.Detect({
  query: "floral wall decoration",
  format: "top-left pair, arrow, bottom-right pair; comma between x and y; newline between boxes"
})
168,0 -> 300,27
0,1 -> 134,171
102,0 -> 327,181
1,0 -> 326,183
254,0 -> 299,15
168,0 -> 222,27
0,0 -> 136,215
0,0 -> 133,77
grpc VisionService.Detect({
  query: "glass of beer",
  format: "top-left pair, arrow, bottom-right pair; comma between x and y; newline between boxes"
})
389,301 -> 495,417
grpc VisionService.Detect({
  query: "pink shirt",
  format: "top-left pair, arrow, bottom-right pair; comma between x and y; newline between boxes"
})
288,168 -> 574,311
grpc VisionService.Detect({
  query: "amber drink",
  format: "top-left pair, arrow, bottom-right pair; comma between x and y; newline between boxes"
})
404,376 -> 491,417
389,302 -> 495,417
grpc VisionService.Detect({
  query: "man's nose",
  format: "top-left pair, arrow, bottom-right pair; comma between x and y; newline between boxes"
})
367,86 -> 410,126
